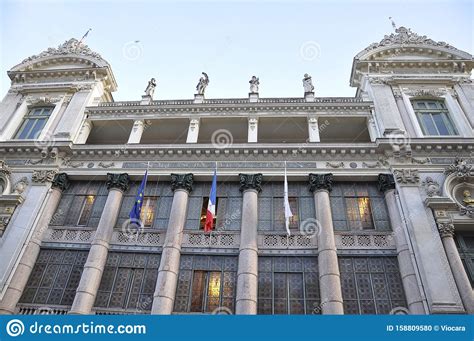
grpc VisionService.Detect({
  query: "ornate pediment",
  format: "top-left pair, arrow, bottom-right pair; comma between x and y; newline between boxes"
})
360,27 -> 459,56
20,38 -> 104,65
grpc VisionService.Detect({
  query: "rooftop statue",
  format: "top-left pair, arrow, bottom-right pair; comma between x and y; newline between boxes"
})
144,78 -> 157,98
303,73 -> 314,93
249,76 -> 260,93
196,72 -> 209,95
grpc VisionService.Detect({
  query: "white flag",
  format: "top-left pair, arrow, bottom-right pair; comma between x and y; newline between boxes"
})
284,161 -> 293,236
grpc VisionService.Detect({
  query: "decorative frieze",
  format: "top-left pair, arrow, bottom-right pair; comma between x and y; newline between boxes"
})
308,173 -> 333,193
239,173 -> 263,193
170,173 -> 194,192
32,170 -> 58,184
393,169 -> 420,185
51,173 -> 70,192
377,174 -> 395,193
106,173 -> 130,192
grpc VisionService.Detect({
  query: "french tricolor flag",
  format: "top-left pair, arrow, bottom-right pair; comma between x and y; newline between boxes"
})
204,168 -> 217,232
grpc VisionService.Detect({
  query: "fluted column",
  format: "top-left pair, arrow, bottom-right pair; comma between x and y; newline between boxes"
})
0,173 -> 70,315
377,174 -> 426,314
151,173 -> 193,314
437,222 -> 474,314
235,173 -> 262,314
69,173 -> 130,315
309,173 -> 343,314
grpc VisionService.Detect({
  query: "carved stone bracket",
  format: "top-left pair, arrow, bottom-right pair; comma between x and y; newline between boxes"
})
377,174 -> 396,193
239,173 -> 263,193
437,222 -> 455,238
309,173 -> 333,193
170,173 -> 194,193
394,169 -> 420,185
51,173 -> 70,192
106,173 -> 130,192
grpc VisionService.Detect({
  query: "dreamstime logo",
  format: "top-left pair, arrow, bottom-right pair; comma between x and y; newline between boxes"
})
6,319 -> 25,337
211,129 -> 233,149
300,41 -> 321,61
211,306 -> 233,315
122,41 -> 143,61
388,133 -> 411,149
300,218 -> 321,237
34,131 -> 55,150
121,218 -> 143,240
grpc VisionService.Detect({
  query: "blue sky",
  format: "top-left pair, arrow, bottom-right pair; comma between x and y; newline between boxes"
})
0,0 -> 472,101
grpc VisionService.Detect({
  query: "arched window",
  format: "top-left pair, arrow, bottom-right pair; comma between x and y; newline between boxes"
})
14,106 -> 54,139
411,99 -> 457,136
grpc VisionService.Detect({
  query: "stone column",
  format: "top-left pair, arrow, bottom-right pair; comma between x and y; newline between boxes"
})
377,174 -> 426,314
69,173 -> 130,315
75,120 -> 93,144
0,173 -> 69,314
186,118 -> 200,143
127,120 -> 146,144
248,117 -> 258,143
235,173 -> 262,315
309,173 -> 344,314
151,173 -> 193,314
395,168 -> 464,313
437,222 -> 474,314
308,116 -> 320,142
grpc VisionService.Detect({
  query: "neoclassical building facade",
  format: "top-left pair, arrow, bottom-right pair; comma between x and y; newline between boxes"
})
0,26 -> 473,315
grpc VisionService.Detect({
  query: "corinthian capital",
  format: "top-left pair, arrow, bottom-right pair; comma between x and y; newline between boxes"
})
437,222 -> 455,238
309,173 -> 333,193
239,173 -> 263,193
170,173 -> 194,193
106,173 -> 130,192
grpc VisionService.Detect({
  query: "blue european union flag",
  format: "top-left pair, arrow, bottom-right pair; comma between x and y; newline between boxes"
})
129,170 -> 148,226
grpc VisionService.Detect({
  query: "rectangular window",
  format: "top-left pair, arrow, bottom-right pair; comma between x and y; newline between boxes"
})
14,107 -> 53,139
258,257 -> 319,315
199,197 -> 219,230
456,233 -> 474,287
94,252 -> 160,312
19,249 -> 88,306
77,195 -> 96,226
140,196 -> 157,227
189,270 -> 223,312
330,183 -> 390,231
174,255 -> 237,313
339,257 -> 407,314
412,100 -> 457,136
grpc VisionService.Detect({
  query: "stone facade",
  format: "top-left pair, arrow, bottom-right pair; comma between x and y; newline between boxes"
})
0,27 -> 473,315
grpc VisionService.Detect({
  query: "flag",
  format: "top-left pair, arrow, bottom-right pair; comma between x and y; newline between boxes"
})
79,28 -> 92,44
129,170 -> 148,226
204,168 -> 217,232
284,162 -> 293,236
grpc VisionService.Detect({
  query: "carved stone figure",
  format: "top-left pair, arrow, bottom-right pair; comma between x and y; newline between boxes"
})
144,78 -> 157,98
421,177 -> 441,197
303,73 -> 314,93
249,76 -> 259,93
463,190 -> 474,208
196,72 -> 209,95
